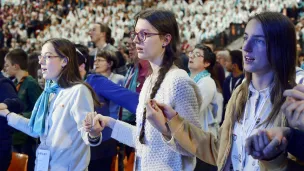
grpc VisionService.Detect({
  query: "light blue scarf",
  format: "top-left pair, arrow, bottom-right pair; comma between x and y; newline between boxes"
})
29,80 -> 59,136
193,70 -> 210,83
301,63 -> 304,70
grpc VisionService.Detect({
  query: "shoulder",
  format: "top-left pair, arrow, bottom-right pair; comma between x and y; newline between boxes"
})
113,73 -> 125,80
107,44 -> 118,51
0,76 -> 15,90
164,68 -> 197,90
198,76 -> 216,85
165,68 -> 190,81
25,76 -> 40,87
86,74 -> 108,83
67,83 -> 90,95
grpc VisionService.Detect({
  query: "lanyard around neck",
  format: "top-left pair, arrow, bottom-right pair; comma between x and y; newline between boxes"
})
230,77 -> 242,93
240,92 -> 270,170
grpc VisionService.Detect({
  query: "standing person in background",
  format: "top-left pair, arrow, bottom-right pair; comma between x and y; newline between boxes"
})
76,43 -> 140,171
216,50 -> 230,77
94,50 -> 125,87
0,38 -> 102,170
222,50 -> 244,124
4,49 -> 42,171
188,44 -> 223,171
188,44 -> 222,137
0,48 -> 24,171
28,52 -> 40,80
88,23 -> 117,69
117,36 -> 150,171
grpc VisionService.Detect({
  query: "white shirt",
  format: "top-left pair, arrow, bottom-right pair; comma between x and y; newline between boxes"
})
231,82 -> 281,171
196,76 -> 223,137
8,84 -> 101,171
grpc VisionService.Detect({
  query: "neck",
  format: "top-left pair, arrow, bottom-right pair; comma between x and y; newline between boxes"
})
80,71 -> 87,80
232,69 -> 243,78
95,39 -> 106,49
100,70 -> 112,78
190,69 -> 205,79
133,57 -> 139,65
149,53 -> 164,75
15,70 -> 28,82
251,70 -> 274,91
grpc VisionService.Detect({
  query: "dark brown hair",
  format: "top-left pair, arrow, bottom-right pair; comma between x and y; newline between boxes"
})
5,49 -> 28,70
137,9 -> 180,144
236,12 -> 296,126
96,50 -> 118,71
43,38 -> 101,107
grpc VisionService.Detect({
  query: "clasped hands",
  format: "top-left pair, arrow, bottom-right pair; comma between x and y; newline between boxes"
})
0,103 -> 9,117
83,112 -> 108,137
246,84 -> 304,161
145,99 -> 177,138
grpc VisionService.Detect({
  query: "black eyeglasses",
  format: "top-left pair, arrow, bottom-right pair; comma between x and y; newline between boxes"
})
188,52 -> 204,58
130,31 -> 161,42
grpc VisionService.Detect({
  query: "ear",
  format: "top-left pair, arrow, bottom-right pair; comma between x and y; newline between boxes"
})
162,34 -> 172,47
108,61 -> 113,68
14,64 -> 20,70
203,61 -> 211,68
232,63 -> 238,70
79,63 -> 85,72
61,57 -> 68,68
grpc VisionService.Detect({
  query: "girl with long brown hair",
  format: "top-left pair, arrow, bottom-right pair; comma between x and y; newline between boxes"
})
144,11 -> 297,171
0,38 -> 102,171
87,9 -> 202,170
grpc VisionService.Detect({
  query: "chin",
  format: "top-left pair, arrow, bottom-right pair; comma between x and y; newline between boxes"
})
137,54 -> 149,60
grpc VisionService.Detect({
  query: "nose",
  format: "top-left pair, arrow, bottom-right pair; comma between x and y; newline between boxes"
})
132,35 -> 140,44
242,38 -> 252,53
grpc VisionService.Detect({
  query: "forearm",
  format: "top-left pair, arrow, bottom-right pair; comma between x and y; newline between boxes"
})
167,114 -> 218,165
111,120 -> 136,148
7,112 -> 39,138
3,98 -> 24,113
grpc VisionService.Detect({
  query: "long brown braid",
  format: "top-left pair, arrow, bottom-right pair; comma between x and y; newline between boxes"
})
137,9 -> 180,144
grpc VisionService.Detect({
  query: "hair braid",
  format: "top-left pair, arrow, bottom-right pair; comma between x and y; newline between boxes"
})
139,53 -> 175,144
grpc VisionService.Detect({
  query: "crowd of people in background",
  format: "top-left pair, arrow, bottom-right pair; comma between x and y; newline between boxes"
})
1,0 -> 304,171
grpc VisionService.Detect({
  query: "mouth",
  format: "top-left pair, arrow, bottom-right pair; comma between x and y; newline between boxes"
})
41,67 -> 47,73
245,56 -> 255,62
136,46 -> 143,52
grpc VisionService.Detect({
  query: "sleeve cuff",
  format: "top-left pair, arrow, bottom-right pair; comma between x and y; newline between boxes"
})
260,152 -> 287,170
167,114 -> 185,135
161,133 -> 174,144
88,132 -> 102,147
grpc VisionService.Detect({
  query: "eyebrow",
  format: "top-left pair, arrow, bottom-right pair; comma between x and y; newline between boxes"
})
41,52 -> 54,55
244,33 -> 265,38
134,29 -> 150,32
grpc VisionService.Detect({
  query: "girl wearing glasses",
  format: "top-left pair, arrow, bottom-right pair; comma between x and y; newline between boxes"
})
144,12 -> 297,171
0,38 -> 102,171
87,9 -> 202,170
188,44 -> 223,137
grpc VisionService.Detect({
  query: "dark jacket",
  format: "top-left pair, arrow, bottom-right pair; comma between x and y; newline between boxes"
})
0,72 -> 24,156
288,128 -> 304,161
86,74 -> 139,159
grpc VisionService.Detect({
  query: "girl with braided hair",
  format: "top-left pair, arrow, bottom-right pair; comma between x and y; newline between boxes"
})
86,8 -> 203,171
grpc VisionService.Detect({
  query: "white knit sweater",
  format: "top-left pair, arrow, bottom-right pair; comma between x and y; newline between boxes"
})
111,68 -> 202,171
